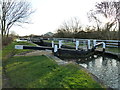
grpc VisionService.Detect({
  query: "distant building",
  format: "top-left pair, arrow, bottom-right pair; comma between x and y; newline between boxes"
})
43,32 -> 54,38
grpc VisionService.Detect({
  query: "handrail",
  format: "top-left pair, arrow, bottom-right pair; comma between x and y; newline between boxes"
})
92,42 -> 106,52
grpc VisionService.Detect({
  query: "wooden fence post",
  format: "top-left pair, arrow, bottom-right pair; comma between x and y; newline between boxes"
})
93,40 -> 96,47
59,40 -> 62,48
103,42 -> 106,52
54,45 -> 58,56
52,41 -> 54,48
76,41 -> 79,50
87,40 -> 91,50
54,45 -> 58,52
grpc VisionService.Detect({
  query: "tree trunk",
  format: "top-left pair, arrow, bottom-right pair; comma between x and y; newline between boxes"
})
118,22 -> 120,40
118,22 -> 120,53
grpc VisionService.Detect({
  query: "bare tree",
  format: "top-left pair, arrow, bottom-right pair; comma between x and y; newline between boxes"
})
96,1 -> 120,40
0,0 -> 34,38
95,1 -> 119,27
59,17 -> 82,38
113,1 -> 120,40
88,1 -> 117,29
88,10 -> 102,31
88,1 -> 120,39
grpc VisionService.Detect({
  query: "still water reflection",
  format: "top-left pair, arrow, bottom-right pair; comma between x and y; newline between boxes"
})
76,55 -> 120,89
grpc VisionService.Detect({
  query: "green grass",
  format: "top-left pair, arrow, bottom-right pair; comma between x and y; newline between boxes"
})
43,40 -> 58,44
3,41 -> 104,88
0,50 -> 2,59
5,55 -> 103,88
44,40 -> 77,46
0,50 -> 2,89
0,66 -> 2,89
106,47 -> 120,53
2,41 -> 35,61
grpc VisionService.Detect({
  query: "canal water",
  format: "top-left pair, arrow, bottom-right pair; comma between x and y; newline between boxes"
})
75,55 -> 120,89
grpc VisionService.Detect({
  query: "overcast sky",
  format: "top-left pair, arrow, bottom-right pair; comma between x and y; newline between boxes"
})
11,0 -> 104,36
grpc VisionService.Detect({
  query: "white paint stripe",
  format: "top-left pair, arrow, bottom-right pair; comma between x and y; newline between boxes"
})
15,45 -> 23,49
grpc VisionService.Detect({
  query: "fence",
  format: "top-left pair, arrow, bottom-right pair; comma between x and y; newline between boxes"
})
50,38 -> 120,48
28,37 -> 120,48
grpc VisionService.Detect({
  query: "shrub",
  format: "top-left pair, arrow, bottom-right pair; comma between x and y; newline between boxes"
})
2,37 -> 14,47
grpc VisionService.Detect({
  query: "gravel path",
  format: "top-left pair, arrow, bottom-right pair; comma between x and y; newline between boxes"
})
14,50 -> 52,56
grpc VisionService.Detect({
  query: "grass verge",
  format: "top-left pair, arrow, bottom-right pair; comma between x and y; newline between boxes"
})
2,41 -> 36,88
2,41 -> 35,61
106,47 -> 120,53
0,50 -> 2,89
5,55 -> 103,88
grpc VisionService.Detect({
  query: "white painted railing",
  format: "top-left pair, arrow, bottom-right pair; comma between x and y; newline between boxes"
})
29,37 -> 119,48
51,38 -> 119,48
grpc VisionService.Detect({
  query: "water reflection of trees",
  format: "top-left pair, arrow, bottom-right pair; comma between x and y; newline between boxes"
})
77,55 -> 119,68
102,56 -> 107,66
77,55 -> 120,88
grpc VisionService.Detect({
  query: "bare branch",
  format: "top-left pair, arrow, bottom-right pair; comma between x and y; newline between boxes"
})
0,0 -> 34,37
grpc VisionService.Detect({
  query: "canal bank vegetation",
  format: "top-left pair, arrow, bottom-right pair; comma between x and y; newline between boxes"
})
2,41 -> 35,61
106,47 -> 120,53
5,55 -> 103,88
53,25 -> 119,40
3,41 -> 104,88
0,50 -> 2,89
2,41 -> 36,88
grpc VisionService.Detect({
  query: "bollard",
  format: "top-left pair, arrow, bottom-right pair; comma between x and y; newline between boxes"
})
54,45 -> 58,56
76,41 -> 79,50
87,40 -> 91,50
59,40 -> 62,48
93,40 -> 96,47
54,45 -> 58,52
52,41 -> 54,48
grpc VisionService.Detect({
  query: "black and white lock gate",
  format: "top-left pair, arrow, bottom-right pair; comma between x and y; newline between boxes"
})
15,41 -> 106,58
15,45 -> 53,50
